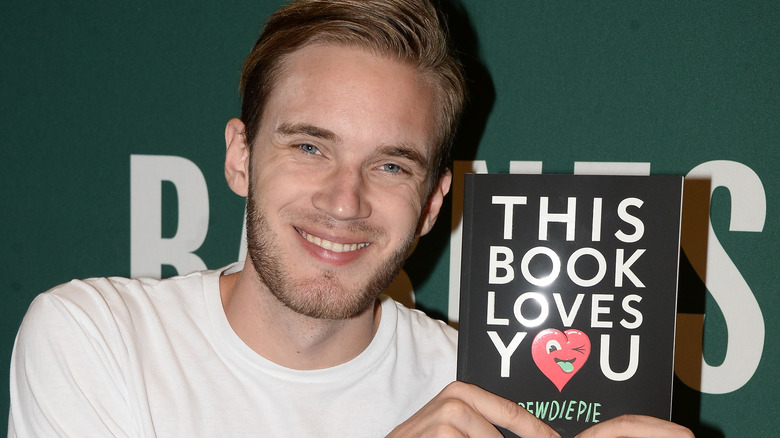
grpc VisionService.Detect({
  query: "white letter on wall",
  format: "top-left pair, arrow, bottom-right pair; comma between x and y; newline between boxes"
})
676,160 -> 766,394
131,155 -> 209,278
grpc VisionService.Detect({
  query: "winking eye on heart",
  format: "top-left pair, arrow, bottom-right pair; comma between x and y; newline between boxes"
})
532,328 -> 591,392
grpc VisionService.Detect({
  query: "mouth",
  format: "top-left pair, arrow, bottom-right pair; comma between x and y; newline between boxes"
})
554,357 -> 576,373
296,228 -> 371,253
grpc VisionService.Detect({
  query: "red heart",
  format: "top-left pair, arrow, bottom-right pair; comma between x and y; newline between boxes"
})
531,328 -> 591,392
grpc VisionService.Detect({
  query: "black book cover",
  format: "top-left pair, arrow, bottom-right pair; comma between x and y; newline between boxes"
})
456,174 -> 683,438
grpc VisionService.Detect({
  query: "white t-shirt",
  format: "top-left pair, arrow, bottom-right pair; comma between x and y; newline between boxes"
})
9,265 -> 457,437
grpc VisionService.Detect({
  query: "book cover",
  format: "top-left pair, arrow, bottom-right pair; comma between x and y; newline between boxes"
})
456,174 -> 684,438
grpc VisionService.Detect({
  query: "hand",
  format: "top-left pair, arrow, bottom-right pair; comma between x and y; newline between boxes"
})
575,415 -> 694,438
388,381 -> 561,437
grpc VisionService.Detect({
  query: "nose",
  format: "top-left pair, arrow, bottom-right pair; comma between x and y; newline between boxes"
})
312,166 -> 371,221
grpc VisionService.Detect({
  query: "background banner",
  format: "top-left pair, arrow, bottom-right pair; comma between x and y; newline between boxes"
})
1,1 -> 776,436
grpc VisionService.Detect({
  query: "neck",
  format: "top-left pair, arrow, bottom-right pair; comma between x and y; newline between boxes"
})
219,259 -> 381,370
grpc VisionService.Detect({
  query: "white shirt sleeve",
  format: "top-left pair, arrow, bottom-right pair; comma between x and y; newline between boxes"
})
9,283 -> 137,437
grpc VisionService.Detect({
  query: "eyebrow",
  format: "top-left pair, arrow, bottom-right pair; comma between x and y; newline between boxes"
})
276,122 -> 341,144
378,144 -> 430,171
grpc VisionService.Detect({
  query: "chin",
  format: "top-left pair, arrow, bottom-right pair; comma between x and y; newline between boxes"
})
274,274 -> 380,320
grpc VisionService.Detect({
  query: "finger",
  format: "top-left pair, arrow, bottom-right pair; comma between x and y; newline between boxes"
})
388,383 -> 504,438
450,382 -> 560,438
575,414 -> 694,438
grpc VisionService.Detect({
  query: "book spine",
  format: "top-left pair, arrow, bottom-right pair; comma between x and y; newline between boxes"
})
667,175 -> 685,419
456,174 -> 477,381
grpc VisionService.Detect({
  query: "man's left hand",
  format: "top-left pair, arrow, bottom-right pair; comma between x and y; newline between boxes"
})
575,414 -> 694,438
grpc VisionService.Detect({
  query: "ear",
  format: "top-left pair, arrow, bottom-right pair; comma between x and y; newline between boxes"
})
225,118 -> 250,197
418,170 -> 452,236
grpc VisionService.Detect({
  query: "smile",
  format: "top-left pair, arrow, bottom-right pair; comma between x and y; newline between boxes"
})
296,229 -> 371,253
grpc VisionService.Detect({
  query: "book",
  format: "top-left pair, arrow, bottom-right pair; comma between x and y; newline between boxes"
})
456,173 -> 684,438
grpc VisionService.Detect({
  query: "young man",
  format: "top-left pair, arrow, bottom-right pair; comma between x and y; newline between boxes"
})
10,1 -> 692,437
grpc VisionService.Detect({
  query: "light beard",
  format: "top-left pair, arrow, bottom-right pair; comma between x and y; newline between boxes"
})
245,187 -> 416,320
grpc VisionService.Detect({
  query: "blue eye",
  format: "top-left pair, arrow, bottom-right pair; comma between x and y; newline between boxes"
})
380,163 -> 403,173
300,144 -> 320,155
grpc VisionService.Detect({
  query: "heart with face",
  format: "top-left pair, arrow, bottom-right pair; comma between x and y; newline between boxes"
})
531,328 -> 591,392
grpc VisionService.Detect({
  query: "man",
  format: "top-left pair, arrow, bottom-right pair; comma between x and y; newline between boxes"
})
10,1 -> 692,436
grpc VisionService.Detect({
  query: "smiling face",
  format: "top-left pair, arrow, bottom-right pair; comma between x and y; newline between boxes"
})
235,44 -> 450,319
531,328 -> 591,392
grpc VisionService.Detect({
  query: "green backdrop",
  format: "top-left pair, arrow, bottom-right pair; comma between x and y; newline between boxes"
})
1,1 -> 777,436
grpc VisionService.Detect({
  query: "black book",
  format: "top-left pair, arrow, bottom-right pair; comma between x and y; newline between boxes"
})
457,174 -> 683,438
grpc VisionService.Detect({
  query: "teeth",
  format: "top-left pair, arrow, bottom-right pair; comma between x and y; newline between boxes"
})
298,229 -> 369,253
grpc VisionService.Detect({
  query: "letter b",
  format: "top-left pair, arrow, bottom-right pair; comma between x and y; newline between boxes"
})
130,155 -> 209,278
489,246 -> 515,284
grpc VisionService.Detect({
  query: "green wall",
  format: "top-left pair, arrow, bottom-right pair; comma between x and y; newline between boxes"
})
2,1 -> 777,436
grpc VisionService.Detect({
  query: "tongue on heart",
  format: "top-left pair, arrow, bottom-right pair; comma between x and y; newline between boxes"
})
532,328 -> 591,392
555,358 -> 576,373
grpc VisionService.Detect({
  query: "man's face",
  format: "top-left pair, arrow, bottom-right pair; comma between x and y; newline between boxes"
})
242,44 -> 449,319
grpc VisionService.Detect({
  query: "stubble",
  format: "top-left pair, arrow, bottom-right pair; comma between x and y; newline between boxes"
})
245,182 -> 416,320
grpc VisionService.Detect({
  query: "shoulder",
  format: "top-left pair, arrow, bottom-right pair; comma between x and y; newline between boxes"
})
9,273 -> 204,437
376,297 -> 458,401
385,297 -> 458,360
24,272 -> 200,324
20,277 -> 140,338
392,300 -> 456,341
17,267 -> 226,350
